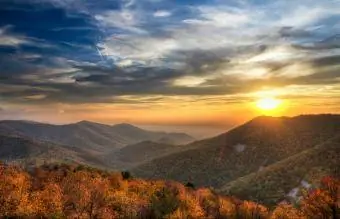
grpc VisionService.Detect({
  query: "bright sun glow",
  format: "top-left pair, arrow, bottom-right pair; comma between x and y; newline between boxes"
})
256,97 -> 282,111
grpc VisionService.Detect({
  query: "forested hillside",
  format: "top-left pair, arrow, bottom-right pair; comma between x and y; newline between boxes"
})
0,163 -> 338,218
0,120 -> 194,153
133,115 -> 340,188
219,135 -> 340,205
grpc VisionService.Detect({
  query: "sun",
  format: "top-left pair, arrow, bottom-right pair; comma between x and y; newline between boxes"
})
256,97 -> 282,111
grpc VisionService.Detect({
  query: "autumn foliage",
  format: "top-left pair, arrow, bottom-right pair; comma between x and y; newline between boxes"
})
0,162 -> 338,218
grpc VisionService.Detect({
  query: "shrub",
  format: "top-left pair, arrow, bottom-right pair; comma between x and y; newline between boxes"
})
185,182 -> 195,189
121,171 -> 132,180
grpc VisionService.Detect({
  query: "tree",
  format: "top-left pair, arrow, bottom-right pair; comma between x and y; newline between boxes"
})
30,183 -> 63,218
185,182 -> 195,189
0,165 -> 32,217
121,171 -> 132,180
300,177 -> 340,219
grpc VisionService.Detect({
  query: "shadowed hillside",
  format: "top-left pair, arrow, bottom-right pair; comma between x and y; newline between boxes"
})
0,120 -> 194,154
111,123 -> 194,145
219,134 -> 340,206
0,121 -> 195,170
132,115 -> 340,190
105,141 -> 187,169
0,132 -> 108,168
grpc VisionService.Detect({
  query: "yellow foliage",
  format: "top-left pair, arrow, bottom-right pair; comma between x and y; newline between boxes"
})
0,163 -> 338,218
271,203 -> 306,219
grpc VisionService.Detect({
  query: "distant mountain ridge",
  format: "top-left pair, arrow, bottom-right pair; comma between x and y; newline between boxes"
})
0,132 -> 108,168
0,120 -> 195,154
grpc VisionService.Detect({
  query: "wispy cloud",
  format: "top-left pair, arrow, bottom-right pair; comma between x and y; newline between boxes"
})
95,10 -> 144,34
0,0 -> 339,107
153,10 -> 172,17
0,26 -> 30,46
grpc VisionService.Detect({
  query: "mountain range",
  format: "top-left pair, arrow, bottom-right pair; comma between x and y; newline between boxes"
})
0,133 -> 107,168
0,120 -> 194,152
132,114 -> 340,204
0,114 -> 339,205
0,120 -> 195,169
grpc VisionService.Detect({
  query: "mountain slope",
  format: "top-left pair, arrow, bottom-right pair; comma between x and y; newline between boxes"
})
218,135 -> 340,206
111,123 -> 194,145
154,133 -> 196,145
105,141 -> 183,169
0,120 -> 194,153
132,114 -> 340,188
0,132 -> 108,168
0,120 -> 128,152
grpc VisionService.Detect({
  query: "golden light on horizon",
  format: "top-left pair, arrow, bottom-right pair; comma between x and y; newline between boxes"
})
256,97 -> 282,111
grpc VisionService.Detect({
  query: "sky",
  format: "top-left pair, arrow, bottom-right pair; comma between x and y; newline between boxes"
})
0,0 -> 339,137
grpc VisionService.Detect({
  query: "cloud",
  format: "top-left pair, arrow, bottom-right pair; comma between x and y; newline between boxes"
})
294,34 -> 340,50
1,49 -> 339,106
24,94 -> 47,100
186,6 -> 251,28
277,6 -> 327,28
95,0 -> 340,70
153,10 -> 172,17
311,55 -> 340,67
95,10 -> 145,34
98,36 -> 179,66
0,26 -> 30,47
0,0 -> 339,107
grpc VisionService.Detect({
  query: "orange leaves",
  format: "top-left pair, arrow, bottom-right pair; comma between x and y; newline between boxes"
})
61,170 -> 112,218
0,163 -> 338,218
236,200 -> 269,219
288,176 -> 340,219
108,190 -> 147,218
0,165 -> 31,217
30,183 -> 63,217
271,203 -> 306,219
320,176 -> 340,200
218,197 -> 237,218
300,189 -> 336,218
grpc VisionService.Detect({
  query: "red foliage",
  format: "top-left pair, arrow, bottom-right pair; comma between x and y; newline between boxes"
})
0,163 -> 338,218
